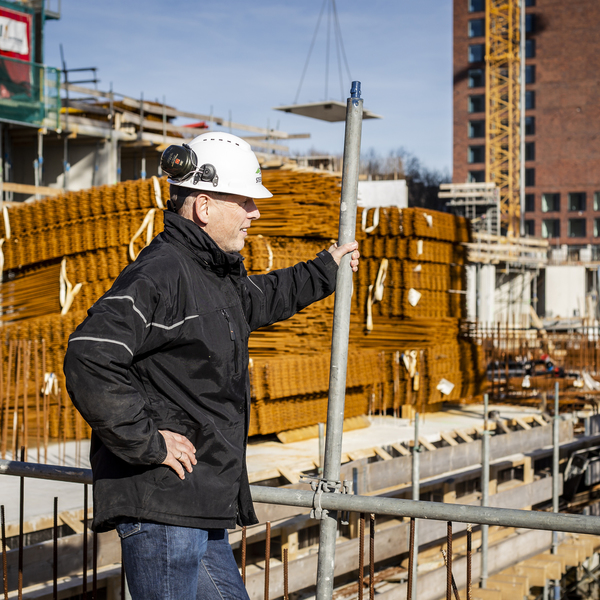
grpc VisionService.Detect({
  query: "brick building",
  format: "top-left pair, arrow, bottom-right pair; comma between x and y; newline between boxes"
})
453,0 -> 600,249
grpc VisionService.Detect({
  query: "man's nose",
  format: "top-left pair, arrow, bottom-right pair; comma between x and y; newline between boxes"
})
247,199 -> 260,220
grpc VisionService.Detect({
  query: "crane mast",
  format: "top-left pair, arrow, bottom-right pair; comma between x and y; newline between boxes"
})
485,0 -> 522,236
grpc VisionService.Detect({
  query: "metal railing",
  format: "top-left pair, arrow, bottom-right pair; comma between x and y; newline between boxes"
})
2,455 -> 600,600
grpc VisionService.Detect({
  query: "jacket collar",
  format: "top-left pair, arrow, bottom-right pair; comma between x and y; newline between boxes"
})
162,210 -> 244,277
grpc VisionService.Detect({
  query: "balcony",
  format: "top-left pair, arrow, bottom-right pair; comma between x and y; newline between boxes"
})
0,56 -> 60,129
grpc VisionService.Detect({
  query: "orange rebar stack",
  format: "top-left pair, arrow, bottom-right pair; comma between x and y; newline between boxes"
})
0,168 -> 484,457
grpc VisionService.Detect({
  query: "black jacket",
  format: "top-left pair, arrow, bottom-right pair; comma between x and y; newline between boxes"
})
64,210 -> 338,532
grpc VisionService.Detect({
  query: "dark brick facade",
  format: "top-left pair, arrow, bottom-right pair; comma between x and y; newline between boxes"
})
453,0 -> 600,246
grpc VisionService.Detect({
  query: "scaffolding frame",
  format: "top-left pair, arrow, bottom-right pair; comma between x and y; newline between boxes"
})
485,0 -> 522,237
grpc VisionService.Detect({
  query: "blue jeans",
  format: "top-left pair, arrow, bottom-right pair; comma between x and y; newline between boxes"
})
117,521 -> 250,600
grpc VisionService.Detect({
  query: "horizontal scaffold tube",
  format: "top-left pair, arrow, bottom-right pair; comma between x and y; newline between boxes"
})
2,459 -> 599,536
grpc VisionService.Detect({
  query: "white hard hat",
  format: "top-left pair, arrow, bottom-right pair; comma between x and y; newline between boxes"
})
164,132 -> 272,199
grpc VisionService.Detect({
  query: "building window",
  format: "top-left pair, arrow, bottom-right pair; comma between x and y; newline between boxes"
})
525,14 -> 536,33
595,218 -> 600,237
542,219 -> 560,239
594,191 -> 600,211
526,39 -> 536,58
542,193 -> 560,212
468,145 -> 485,163
525,116 -> 535,135
525,65 -> 536,84
525,0 -> 535,5
468,19 -> 485,37
525,90 -> 535,110
468,170 -> 485,183
525,194 -> 535,212
469,120 -> 485,138
569,192 -> 586,211
468,69 -> 484,88
468,94 -> 485,113
525,142 -> 535,161
568,219 -> 586,238
469,44 -> 485,63
469,0 -> 484,11
525,220 -> 535,236
525,168 -> 535,187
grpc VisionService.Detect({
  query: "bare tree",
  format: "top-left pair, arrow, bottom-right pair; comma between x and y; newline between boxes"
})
360,147 -> 450,211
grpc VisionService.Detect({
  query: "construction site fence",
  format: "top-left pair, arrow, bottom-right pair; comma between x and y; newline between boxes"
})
471,323 -> 600,372
2,459 -> 600,600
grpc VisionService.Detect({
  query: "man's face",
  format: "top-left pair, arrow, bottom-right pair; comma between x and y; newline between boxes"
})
203,194 -> 260,253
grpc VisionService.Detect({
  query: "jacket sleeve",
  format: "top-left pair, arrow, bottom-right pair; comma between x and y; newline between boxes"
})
63,274 -> 168,465
243,249 -> 338,331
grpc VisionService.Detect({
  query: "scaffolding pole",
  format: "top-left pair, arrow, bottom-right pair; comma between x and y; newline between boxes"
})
315,81 -> 363,600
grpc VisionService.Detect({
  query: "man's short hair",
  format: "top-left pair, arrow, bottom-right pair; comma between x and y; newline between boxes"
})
169,185 -> 235,216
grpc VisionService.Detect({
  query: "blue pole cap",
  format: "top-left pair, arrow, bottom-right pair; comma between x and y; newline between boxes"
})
350,81 -> 361,99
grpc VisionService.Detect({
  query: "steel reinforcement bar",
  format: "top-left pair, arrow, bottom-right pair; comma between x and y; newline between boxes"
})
2,458 -> 600,536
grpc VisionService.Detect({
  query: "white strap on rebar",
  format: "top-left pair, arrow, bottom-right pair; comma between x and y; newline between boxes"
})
373,258 -> 388,302
402,350 -> 418,378
59,258 -> 83,315
257,234 -> 273,272
129,208 -> 157,261
0,238 -> 4,283
152,176 -> 165,210
361,207 -> 380,234
365,258 -> 388,331
43,372 -> 58,396
2,204 -> 11,240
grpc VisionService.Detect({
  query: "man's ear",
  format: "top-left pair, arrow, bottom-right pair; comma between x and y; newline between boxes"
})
192,194 -> 210,226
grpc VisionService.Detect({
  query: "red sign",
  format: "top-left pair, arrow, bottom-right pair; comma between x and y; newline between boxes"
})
0,6 -> 31,61
0,6 -> 33,99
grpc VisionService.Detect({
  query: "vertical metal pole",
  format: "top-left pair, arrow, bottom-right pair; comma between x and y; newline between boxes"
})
552,381 -> 560,599
34,128 -> 43,200
108,82 -> 117,186
18,448 -> 24,600
314,81 -> 363,600
162,95 -> 167,146
53,498 -> 58,600
318,422 -> 325,477
83,484 -> 88,599
0,123 -> 3,210
481,393 -> 490,589
519,0 -> 526,237
140,92 -> 146,180
411,413 -> 420,598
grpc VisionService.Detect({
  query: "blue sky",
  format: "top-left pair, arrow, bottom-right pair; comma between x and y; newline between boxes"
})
44,0 -> 453,172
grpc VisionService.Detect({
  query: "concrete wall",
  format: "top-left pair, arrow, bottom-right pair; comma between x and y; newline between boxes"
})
11,135 -> 119,199
464,264 -> 496,325
357,179 -> 408,208
465,264 -> 535,326
545,265 -> 586,318
495,269 -> 533,327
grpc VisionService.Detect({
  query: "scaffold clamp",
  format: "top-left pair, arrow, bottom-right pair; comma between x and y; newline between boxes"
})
300,476 -> 352,522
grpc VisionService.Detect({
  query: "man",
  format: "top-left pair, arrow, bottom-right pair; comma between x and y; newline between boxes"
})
64,132 -> 359,600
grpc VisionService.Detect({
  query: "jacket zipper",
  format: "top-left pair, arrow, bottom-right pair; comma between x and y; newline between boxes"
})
221,309 -> 239,374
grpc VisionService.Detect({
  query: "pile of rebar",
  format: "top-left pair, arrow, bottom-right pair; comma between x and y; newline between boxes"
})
0,169 -> 484,452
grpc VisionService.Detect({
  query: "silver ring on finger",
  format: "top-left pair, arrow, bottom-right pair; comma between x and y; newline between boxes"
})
177,451 -> 183,460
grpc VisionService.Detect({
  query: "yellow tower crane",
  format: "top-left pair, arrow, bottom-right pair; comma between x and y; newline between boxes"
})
485,0 -> 522,237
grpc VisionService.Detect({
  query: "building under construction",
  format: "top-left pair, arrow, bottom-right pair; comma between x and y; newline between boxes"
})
1,1 -> 600,599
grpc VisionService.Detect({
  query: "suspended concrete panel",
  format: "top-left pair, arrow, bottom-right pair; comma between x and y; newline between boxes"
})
274,100 -> 382,122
